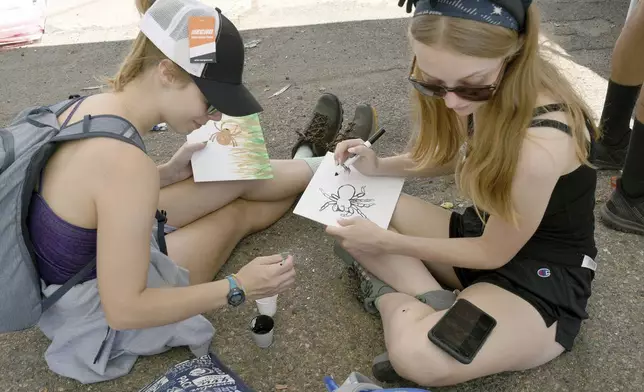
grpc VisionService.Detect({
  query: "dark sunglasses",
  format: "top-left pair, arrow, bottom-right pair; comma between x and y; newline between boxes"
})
207,105 -> 218,115
408,56 -> 507,102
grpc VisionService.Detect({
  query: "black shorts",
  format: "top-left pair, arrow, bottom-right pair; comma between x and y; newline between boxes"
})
449,207 -> 595,351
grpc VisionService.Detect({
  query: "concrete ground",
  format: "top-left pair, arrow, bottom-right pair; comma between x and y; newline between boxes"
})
1,0 -> 643,391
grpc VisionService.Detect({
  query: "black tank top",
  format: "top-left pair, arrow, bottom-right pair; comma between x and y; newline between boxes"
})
468,104 -> 598,265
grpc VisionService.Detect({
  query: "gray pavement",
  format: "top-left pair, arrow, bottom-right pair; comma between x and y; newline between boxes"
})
1,0 -> 643,391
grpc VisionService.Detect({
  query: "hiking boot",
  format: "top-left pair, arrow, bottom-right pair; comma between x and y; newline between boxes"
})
372,352 -> 406,383
590,141 -> 627,170
334,243 -> 396,315
599,178 -> 644,235
327,104 -> 378,152
291,93 -> 344,158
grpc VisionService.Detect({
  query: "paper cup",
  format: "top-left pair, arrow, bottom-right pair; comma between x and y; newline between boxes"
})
255,294 -> 278,316
250,315 -> 275,348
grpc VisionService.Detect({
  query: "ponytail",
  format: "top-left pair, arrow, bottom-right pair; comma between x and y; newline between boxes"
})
106,0 -> 189,91
136,0 -> 155,14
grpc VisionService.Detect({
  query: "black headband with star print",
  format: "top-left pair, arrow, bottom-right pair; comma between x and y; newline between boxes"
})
414,0 -> 530,32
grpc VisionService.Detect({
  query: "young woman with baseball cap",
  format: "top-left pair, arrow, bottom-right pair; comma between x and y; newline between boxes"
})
26,0 -> 376,382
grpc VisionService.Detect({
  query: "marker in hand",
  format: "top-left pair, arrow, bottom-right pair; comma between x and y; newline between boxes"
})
334,128 -> 386,176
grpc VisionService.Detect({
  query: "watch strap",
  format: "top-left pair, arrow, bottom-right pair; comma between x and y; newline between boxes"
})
231,274 -> 246,291
226,275 -> 238,290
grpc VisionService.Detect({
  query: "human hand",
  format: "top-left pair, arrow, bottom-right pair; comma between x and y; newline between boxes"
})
208,111 -> 223,122
159,141 -> 207,186
326,217 -> 391,257
334,138 -> 380,176
235,254 -> 296,300
398,0 -> 419,13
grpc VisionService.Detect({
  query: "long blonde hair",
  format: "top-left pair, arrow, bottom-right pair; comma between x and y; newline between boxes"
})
107,0 -> 191,91
408,5 -> 599,226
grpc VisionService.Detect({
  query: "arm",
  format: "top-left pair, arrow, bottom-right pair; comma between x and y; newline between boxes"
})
384,130 -> 566,269
157,163 -> 177,188
157,142 -> 208,188
91,139 -> 233,329
375,153 -> 457,178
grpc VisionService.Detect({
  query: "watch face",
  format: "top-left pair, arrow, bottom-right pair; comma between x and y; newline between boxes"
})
228,289 -> 245,306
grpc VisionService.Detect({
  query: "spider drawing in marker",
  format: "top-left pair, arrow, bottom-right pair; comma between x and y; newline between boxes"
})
319,184 -> 375,218
209,120 -> 242,147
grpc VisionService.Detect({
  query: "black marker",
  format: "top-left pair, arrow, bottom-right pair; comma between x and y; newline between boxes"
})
334,128 -> 386,176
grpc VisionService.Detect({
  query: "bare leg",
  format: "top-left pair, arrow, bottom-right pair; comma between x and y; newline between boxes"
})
593,2 -> 644,167
389,194 -> 463,289
377,283 -> 565,387
342,193 -> 467,304
610,2 -> 644,86
349,193 -> 462,291
165,197 -> 295,284
159,159 -> 311,228
159,159 -> 310,284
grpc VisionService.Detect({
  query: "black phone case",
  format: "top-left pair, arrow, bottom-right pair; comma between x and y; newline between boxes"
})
427,299 -> 497,365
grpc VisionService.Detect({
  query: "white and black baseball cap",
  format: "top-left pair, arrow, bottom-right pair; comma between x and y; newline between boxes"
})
139,0 -> 262,116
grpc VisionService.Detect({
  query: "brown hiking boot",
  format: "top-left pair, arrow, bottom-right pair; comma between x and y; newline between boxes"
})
327,103 -> 378,152
291,93 -> 344,158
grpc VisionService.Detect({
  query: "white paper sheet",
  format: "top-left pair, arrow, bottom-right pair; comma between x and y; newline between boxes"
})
294,152 -> 405,229
186,114 -> 273,182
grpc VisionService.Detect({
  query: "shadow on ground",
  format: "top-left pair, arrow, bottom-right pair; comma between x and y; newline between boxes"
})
1,2 -> 643,391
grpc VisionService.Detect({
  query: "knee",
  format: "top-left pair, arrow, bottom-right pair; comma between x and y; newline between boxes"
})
216,199 -> 256,233
386,320 -> 454,386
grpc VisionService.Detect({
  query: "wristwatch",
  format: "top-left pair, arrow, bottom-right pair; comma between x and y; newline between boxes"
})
226,275 -> 246,307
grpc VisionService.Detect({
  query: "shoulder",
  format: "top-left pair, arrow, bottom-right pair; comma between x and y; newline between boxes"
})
517,97 -> 576,181
79,137 -> 159,194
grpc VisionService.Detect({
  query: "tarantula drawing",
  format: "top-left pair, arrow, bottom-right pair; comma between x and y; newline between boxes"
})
319,184 -> 375,218
209,121 -> 242,147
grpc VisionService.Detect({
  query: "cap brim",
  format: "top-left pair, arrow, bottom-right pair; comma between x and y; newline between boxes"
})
192,76 -> 263,117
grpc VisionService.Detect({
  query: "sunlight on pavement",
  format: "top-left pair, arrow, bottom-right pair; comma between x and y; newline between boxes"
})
539,36 -> 609,119
33,0 -> 609,119
38,0 -> 408,46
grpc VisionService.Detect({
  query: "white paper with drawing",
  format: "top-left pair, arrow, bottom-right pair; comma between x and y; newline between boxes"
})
294,152 -> 405,229
186,113 -> 274,182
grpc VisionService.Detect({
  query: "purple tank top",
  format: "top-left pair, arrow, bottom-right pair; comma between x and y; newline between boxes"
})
28,193 -> 97,285
26,96 -> 98,286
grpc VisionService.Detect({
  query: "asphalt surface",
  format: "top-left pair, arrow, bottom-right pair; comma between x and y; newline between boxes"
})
1,0 -> 643,391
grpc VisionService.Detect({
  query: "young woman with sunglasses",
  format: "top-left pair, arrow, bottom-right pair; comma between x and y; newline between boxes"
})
329,0 -> 599,387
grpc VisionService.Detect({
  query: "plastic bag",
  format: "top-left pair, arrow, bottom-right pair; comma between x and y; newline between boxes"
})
139,352 -> 255,392
0,0 -> 47,47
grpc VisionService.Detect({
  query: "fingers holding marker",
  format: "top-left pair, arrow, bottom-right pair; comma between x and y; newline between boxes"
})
334,139 -> 366,164
347,145 -> 375,158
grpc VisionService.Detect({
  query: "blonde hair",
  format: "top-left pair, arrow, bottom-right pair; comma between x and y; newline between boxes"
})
107,0 -> 191,91
408,5 -> 600,225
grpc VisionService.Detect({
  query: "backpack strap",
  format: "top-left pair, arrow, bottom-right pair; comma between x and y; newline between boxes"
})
51,114 -> 147,152
59,96 -> 89,128
0,97 -> 83,173
20,96 -> 85,130
41,258 -> 97,312
156,210 -> 169,255
49,95 -> 86,118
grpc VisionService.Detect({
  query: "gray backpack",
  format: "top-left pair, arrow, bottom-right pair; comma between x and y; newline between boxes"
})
0,96 -> 169,333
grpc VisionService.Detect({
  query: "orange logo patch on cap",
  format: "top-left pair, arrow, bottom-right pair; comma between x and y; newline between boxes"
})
189,16 -> 217,63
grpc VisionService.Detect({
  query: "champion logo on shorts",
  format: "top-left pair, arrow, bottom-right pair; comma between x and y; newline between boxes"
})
537,268 -> 551,278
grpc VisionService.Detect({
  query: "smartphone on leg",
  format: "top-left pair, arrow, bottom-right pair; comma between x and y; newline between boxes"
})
427,298 -> 497,365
